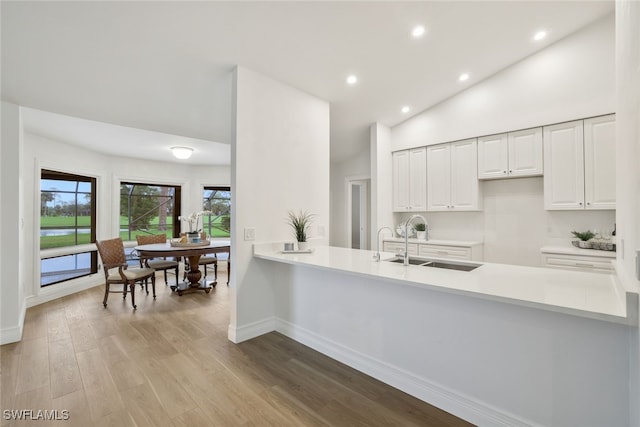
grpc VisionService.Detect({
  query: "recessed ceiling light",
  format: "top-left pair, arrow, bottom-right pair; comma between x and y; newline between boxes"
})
411,25 -> 425,38
401,106 -> 411,114
346,75 -> 358,85
533,30 -> 547,41
458,73 -> 470,82
171,146 -> 193,159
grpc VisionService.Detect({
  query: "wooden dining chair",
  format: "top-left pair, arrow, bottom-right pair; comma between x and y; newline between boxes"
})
136,234 -> 180,286
96,237 -> 156,309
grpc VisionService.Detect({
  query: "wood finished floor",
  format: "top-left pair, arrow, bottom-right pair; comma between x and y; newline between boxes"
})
1,270 -> 473,427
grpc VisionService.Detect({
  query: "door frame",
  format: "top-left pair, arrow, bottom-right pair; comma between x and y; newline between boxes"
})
346,175 -> 370,250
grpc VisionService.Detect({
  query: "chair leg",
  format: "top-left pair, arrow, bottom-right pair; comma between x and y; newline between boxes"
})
103,283 -> 110,307
227,259 -> 230,285
164,269 -> 168,285
175,265 -> 179,287
214,261 -> 218,282
123,283 -> 128,299
151,275 -> 156,299
130,283 -> 137,309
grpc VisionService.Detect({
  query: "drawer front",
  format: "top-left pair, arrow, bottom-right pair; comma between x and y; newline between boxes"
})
383,242 -> 418,256
418,245 -> 471,260
542,254 -> 613,272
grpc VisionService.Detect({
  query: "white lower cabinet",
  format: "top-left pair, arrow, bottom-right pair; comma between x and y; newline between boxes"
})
383,240 -> 483,261
540,246 -> 615,272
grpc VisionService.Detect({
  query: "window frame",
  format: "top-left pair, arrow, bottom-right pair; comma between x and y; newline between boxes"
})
39,169 -> 98,287
202,186 -> 231,239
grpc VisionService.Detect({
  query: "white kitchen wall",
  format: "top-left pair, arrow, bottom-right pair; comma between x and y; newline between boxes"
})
380,13 -> 617,267
391,13 -> 615,151
616,1 -> 640,424
20,130 -> 230,309
1,102 -> 26,344
231,66 -> 330,343
370,123 -> 394,251
330,146 -> 370,248
396,178 -> 615,267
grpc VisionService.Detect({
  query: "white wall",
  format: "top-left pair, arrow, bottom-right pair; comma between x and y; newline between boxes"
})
269,261 -> 631,426
330,147 -> 370,248
230,66 -> 330,343
391,13 -> 615,151
395,178 -> 615,267
0,102 -> 26,344
615,1 -> 640,424
370,123 -> 394,251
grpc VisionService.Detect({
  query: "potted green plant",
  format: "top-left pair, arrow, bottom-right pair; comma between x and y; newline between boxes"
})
571,230 -> 595,249
287,210 -> 315,250
414,223 -> 427,240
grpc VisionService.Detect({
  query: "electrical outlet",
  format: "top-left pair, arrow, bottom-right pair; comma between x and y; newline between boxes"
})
244,227 -> 255,241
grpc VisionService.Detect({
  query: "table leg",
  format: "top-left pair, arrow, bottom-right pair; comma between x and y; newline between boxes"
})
176,254 -> 212,295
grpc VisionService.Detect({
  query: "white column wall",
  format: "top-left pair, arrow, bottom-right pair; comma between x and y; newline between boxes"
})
616,1 -> 640,424
230,66 -> 330,343
0,102 -> 26,344
370,123 -> 393,249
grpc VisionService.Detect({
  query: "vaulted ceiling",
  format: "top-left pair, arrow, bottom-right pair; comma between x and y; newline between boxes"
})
2,1 -> 614,165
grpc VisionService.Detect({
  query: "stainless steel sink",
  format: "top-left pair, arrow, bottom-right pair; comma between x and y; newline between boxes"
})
386,257 -> 481,271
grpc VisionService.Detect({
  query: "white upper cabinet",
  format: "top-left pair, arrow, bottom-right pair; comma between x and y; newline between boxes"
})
427,139 -> 480,211
584,115 -> 616,210
478,128 -> 542,179
543,115 -> 615,210
392,148 -> 426,212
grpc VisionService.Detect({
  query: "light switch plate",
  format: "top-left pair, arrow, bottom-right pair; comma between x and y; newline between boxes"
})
244,227 -> 255,241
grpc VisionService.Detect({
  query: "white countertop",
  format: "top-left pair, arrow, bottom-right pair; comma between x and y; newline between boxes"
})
254,243 -> 637,325
540,245 -> 616,258
382,237 -> 483,247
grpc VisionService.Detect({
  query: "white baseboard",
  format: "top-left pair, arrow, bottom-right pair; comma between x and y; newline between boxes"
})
228,316 -> 276,343
26,276 -> 102,308
275,318 -> 533,427
0,300 -> 26,345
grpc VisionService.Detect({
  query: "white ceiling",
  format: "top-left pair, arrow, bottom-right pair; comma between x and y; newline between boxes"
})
2,1 -> 614,165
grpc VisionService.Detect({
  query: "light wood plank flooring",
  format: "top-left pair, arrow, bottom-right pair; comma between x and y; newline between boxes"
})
1,269 -> 473,426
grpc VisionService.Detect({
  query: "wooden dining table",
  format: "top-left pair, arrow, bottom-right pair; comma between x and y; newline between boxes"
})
134,240 -> 230,295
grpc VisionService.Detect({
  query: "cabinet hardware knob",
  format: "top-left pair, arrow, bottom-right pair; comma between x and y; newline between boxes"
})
579,202 -> 583,205
503,170 -> 507,174
587,202 -> 591,205
509,170 -> 512,173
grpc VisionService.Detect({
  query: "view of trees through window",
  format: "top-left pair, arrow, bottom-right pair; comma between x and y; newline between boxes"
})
120,182 -> 181,241
203,187 -> 231,238
40,169 -> 97,286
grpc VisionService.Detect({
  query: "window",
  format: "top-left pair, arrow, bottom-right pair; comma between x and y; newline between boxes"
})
202,187 -> 231,238
40,169 -> 97,286
120,182 -> 181,241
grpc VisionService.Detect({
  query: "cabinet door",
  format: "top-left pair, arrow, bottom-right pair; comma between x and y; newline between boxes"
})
392,150 -> 410,212
477,133 -> 508,179
450,139 -> 480,210
543,121 -> 585,210
584,115 -> 615,210
508,127 -> 543,177
409,148 -> 427,211
426,144 -> 451,211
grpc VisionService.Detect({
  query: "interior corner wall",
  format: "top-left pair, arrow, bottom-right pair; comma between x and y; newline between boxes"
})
230,66 -> 330,343
615,1 -> 640,424
370,123 -> 393,249
330,147 -> 370,248
1,102 -> 26,344
391,13 -> 615,151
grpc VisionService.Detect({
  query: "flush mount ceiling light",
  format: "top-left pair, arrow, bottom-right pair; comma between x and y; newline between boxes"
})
171,146 -> 194,159
458,73 -> 470,82
411,25 -> 425,38
533,30 -> 548,41
346,75 -> 358,85
401,106 -> 411,114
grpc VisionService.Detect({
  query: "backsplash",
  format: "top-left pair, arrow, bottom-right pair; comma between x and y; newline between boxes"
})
395,177 -> 615,267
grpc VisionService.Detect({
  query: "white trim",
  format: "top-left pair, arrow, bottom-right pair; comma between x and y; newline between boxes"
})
27,275 -> 103,308
0,300 -> 26,345
228,316 -> 276,343
275,318 -> 536,427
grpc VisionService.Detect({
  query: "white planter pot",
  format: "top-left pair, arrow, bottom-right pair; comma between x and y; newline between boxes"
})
416,231 -> 427,240
297,241 -> 309,251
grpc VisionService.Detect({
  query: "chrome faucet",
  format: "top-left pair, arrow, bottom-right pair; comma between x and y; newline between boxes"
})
373,226 -> 393,262
403,214 -> 428,266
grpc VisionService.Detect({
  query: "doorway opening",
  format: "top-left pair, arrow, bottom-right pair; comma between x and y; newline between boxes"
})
347,178 -> 370,250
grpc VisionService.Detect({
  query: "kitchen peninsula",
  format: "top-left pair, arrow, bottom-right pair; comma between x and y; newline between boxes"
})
253,243 -> 637,426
